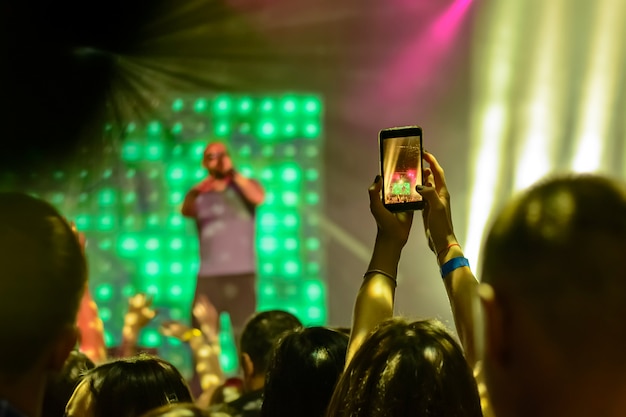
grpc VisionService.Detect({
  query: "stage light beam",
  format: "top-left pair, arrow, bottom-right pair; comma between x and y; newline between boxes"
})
512,0 -> 564,192
464,0 -> 523,268
570,0 -> 626,173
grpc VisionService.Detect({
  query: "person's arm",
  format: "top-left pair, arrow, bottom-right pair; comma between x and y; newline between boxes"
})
160,319 -> 224,407
417,151 -> 480,368
230,172 -> 265,206
417,152 -> 497,417
193,294 -> 219,351
190,294 -> 225,406
69,222 -> 107,363
182,178 -> 216,218
76,284 -> 108,363
181,189 -> 201,218
119,293 -> 157,358
346,176 -> 413,365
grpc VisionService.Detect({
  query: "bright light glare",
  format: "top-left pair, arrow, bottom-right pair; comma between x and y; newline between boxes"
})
570,0 -> 625,173
512,0 -> 563,192
464,0 -> 523,268
468,0 -> 626,274
465,104 -> 507,267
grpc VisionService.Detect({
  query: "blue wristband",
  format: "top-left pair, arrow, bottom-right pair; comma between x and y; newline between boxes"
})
440,257 -> 470,278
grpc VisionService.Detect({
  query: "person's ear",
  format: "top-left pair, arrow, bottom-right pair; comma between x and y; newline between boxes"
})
478,283 -> 509,368
241,352 -> 255,378
48,324 -> 79,372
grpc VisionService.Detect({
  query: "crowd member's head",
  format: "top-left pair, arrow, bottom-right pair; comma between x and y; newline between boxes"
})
261,326 -> 348,417
239,310 -> 303,392
0,192 -> 87,417
326,318 -> 482,417
202,142 -> 233,178
64,354 -> 193,417
479,175 -> 626,417
42,350 -> 95,417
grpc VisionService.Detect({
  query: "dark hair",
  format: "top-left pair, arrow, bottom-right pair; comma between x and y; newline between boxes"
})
261,327 -> 348,417
42,350 -> 95,417
0,192 -> 87,373
76,354 -> 193,417
239,310 -> 303,375
482,174 -> 626,354
325,318 -> 483,417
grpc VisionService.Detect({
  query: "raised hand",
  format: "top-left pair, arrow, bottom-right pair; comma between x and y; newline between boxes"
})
368,176 -> 414,248
193,294 -> 219,343
416,152 -> 457,261
194,177 -> 216,193
124,293 -> 157,332
159,320 -> 193,341
346,176 -> 414,365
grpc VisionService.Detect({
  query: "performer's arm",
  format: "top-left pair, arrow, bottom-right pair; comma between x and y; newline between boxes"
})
182,188 -> 201,217
231,171 -> 265,206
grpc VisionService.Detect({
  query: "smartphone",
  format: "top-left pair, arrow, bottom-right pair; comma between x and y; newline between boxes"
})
379,125 -> 424,212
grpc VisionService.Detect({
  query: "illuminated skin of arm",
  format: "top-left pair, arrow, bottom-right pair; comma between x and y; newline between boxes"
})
180,169 -> 264,218
181,188 -> 201,218
345,177 -> 413,366
159,295 -> 224,407
230,172 -> 265,206
69,222 -> 107,363
417,151 -> 479,367
417,151 -> 493,417
119,293 -> 157,358
191,294 -> 225,406
191,333 -> 224,408
77,286 -> 107,363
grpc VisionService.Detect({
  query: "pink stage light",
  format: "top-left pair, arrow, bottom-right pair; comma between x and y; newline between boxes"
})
383,0 -> 472,99
431,0 -> 473,44
348,0 -> 473,122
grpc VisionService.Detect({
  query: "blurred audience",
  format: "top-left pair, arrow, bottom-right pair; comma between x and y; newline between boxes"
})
326,318 -> 481,417
21,146 -> 626,417
210,310 -> 303,417
261,326 -> 348,417
476,174 -> 626,417
0,192 -> 87,417
64,353 -> 193,417
42,351 -> 95,417
160,295 -> 225,407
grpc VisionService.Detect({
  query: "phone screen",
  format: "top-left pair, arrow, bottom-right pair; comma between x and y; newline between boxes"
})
379,127 -> 424,211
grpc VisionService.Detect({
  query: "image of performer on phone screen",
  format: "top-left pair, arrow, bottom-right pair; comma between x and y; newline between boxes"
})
382,137 -> 422,204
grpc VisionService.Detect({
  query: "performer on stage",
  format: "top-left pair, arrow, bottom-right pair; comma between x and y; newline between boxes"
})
181,141 -> 265,336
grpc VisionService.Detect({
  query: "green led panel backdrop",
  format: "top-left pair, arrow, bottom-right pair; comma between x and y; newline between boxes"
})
2,93 -> 325,377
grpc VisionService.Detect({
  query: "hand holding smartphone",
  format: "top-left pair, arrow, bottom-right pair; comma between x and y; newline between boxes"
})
379,125 -> 424,212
